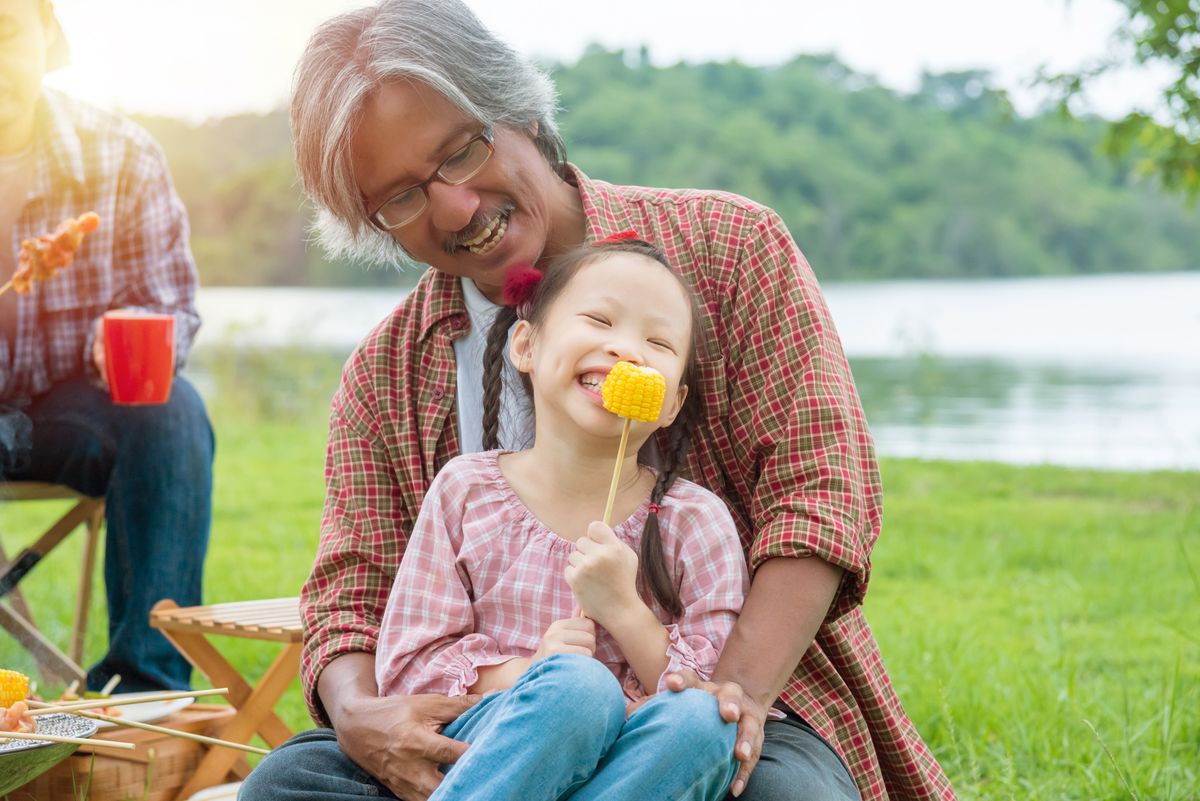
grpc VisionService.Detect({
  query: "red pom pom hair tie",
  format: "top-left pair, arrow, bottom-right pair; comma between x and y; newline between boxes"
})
594,230 -> 641,245
501,263 -> 543,320
648,502 -> 661,515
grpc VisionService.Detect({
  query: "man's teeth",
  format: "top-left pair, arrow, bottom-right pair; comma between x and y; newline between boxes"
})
464,213 -> 508,255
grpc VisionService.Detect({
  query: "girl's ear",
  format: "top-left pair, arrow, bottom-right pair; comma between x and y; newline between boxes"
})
661,383 -> 688,427
509,319 -> 535,373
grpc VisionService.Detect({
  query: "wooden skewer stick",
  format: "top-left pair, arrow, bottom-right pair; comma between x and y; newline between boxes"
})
0,730 -> 135,750
29,688 -> 228,717
99,674 -> 122,696
68,709 -> 269,755
601,418 -> 634,526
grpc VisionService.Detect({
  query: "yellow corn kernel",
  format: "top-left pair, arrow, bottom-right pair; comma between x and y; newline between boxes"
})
0,669 -> 30,706
601,361 -> 666,423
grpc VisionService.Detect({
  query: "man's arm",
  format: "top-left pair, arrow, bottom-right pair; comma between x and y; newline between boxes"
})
89,133 -> 200,376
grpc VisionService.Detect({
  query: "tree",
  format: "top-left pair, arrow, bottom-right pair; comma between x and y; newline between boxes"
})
1048,0 -> 1200,197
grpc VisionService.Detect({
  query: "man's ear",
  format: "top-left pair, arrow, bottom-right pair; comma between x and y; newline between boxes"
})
509,319 -> 534,373
662,383 -> 688,426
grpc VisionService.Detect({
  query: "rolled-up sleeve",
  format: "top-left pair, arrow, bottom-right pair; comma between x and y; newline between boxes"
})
724,211 -> 881,619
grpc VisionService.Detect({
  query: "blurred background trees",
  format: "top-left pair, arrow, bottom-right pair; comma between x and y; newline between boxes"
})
139,49 -> 1200,286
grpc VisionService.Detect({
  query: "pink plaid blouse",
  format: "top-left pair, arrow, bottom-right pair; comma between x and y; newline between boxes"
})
375,451 -> 750,702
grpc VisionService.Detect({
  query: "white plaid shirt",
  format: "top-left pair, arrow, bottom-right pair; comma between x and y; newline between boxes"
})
0,90 -> 199,404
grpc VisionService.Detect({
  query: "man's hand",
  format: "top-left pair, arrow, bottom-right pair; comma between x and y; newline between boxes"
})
664,670 -> 768,798
91,316 -> 107,382
333,691 -> 480,801
533,614 -> 596,661
565,521 -> 639,625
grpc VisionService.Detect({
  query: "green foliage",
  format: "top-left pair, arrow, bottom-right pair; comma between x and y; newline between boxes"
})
137,51 -> 1200,286
1046,0 -> 1200,198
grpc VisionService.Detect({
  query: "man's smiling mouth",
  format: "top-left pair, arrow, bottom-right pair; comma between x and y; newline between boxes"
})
458,210 -> 509,256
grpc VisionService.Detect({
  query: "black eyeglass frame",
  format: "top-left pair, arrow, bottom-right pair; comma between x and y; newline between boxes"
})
366,127 -> 496,231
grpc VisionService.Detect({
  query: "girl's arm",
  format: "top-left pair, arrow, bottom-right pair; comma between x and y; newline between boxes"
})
602,601 -> 671,693
470,658 -> 531,694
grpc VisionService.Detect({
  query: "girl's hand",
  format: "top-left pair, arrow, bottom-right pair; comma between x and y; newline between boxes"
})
533,615 -> 596,661
565,521 -> 640,625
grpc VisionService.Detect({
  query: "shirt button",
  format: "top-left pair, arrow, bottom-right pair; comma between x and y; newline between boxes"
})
433,388 -> 446,400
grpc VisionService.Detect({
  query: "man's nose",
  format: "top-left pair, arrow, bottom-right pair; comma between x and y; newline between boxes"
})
426,181 -> 481,233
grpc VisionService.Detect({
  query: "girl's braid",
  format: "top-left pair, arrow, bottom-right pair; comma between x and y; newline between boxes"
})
481,305 -> 519,451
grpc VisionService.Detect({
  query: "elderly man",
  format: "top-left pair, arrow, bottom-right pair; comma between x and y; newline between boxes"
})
242,1 -> 956,800
0,0 -> 212,692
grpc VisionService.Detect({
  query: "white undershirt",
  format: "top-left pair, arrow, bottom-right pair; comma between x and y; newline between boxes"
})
454,277 -> 534,453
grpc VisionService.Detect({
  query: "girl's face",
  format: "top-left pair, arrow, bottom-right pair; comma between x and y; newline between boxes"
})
510,253 -> 692,445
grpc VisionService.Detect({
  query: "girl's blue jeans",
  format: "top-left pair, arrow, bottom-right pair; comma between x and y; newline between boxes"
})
431,653 -> 738,801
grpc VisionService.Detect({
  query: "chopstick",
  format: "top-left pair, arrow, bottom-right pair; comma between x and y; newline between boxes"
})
99,674 -> 122,696
29,688 -> 228,717
68,709 -> 269,755
0,730 -> 135,750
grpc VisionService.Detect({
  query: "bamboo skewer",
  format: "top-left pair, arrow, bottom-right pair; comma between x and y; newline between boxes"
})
601,418 -> 634,526
24,701 -> 269,755
99,674 -> 122,696
29,688 -> 228,717
0,730 -> 135,750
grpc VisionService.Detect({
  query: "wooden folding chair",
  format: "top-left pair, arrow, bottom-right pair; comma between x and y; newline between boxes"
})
0,482 -> 104,684
150,597 -> 302,801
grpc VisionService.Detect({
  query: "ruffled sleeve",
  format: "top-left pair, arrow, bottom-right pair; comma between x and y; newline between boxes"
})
623,484 -> 751,698
374,458 -> 517,697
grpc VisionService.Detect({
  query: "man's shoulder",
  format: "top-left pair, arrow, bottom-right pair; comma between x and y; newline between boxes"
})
595,176 -> 775,231
42,90 -> 166,162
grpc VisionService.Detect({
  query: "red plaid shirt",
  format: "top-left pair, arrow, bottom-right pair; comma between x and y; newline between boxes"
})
303,166 -> 956,800
375,451 -> 750,702
0,90 -> 199,404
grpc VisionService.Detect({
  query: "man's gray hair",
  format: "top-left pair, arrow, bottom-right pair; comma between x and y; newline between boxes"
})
290,0 -> 565,265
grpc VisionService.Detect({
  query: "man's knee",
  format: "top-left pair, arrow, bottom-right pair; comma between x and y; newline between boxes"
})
239,729 -> 385,801
732,720 -> 861,801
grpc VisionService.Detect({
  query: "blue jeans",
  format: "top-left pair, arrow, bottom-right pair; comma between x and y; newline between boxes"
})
433,654 -> 737,801
5,375 -> 213,692
241,654 -> 738,801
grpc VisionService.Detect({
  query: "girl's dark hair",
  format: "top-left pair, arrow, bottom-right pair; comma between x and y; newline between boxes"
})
481,238 -> 702,619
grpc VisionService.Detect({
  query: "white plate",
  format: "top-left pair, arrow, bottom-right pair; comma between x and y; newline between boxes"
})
92,692 -> 196,729
185,782 -> 242,801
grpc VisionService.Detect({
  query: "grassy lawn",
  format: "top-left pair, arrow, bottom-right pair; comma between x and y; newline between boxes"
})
2,383 -> 1197,799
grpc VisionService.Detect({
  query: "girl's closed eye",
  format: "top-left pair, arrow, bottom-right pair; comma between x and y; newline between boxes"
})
649,338 -> 676,353
582,312 -> 611,326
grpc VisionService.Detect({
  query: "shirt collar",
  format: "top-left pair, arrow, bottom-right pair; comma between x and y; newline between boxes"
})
416,162 -> 639,340
29,90 -> 88,199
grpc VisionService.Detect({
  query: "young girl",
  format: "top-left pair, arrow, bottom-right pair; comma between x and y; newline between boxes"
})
375,236 -> 749,801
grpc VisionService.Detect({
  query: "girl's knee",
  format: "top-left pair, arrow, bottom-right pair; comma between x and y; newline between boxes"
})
526,654 -> 624,723
659,688 -> 737,752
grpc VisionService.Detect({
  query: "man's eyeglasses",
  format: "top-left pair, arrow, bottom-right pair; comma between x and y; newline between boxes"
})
368,128 -> 495,231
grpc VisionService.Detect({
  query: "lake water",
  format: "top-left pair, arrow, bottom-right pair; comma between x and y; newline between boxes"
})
191,272 -> 1200,471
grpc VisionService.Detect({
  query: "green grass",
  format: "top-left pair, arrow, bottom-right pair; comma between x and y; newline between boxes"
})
2,392 -> 1197,799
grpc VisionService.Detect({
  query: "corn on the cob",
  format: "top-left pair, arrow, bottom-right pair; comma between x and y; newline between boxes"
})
601,361 -> 666,423
0,669 -> 30,706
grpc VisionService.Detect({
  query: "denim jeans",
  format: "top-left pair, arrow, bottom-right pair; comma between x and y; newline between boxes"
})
240,654 -> 738,801
4,375 -> 213,692
241,690 -> 859,801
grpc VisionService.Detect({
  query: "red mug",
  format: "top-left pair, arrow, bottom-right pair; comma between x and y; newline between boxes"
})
102,312 -> 176,405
